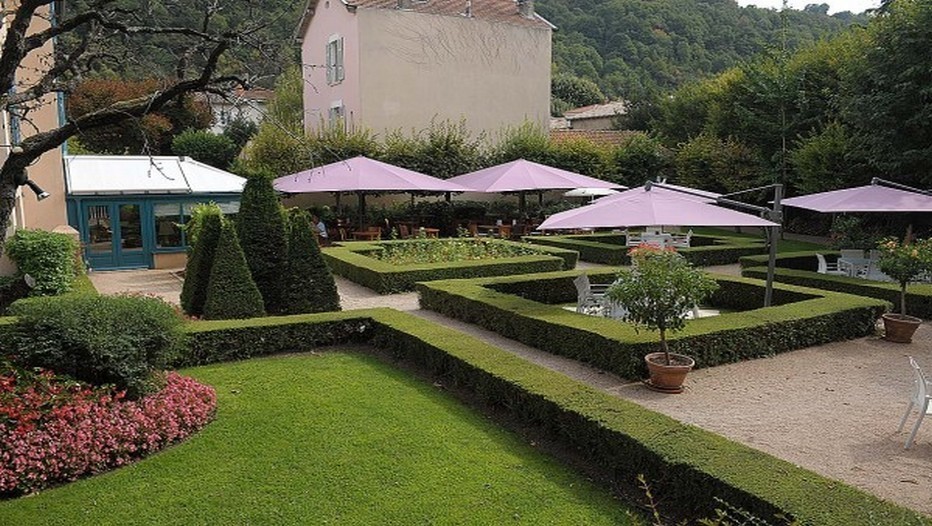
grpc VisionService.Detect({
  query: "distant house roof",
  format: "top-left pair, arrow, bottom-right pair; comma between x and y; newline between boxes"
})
296,0 -> 554,40
550,130 -> 638,148
564,101 -> 628,121
64,156 -> 246,196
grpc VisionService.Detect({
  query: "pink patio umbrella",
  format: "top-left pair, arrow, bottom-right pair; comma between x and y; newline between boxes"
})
447,159 -> 624,212
274,156 -> 467,227
538,186 -> 777,231
781,182 -> 932,213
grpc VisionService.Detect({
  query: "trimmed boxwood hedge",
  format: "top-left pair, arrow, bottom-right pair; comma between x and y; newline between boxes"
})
417,271 -> 888,379
739,250 -> 840,271
322,239 -> 578,294
525,232 -> 767,266
743,265 -> 932,319
169,308 -> 925,525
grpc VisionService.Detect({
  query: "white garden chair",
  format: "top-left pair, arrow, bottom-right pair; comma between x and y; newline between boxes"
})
898,356 -> 932,449
573,274 -> 626,319
815,254 -> 846,276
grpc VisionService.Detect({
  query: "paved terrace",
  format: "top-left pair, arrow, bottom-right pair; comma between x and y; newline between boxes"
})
89,267 -> 932,515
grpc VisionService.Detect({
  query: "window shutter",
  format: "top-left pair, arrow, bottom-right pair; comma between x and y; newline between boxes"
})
326,42 -> 334,84
336,38 -> 345,82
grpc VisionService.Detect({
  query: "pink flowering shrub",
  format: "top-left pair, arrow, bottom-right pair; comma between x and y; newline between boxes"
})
0,365 -> 216,496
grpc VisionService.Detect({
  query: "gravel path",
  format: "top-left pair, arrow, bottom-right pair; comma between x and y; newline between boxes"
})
90,267 -> 932,515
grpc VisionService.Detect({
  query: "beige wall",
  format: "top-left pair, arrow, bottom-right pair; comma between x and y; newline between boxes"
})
153,252 -> 187,270
356,10 -> 551,140
569,116 -> 618,131
301,0 -> 361,133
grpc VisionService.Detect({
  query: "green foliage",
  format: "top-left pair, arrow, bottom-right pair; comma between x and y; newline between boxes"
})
491,122 -> 553,165
8,294 -> 183,398
183,202 -> 223,248
281,210 -> 340,315
242,121 -> 312,176
180,213 -> 223,317
877,237 -> 932,315
323,240 -> 575,294
551,74 -> 605,113
381,120 -> 482,179
549,138 -> 609,178
608,247 -> 719,362
222,117 -> 259,149
828,216 -> 884,251
674,133 -> 763,193
171,129 -> 239,169
235,172 -> 288,313
203,220 -> 266,320
790,121 -> 864,194
307,125 -> 380,166
841,0 -> 932,187
4,229 -> 78,296
610,132 -> 672,187
266,65 -> 305,132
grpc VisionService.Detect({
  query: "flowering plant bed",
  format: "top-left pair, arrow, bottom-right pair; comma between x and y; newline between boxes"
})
373,237 -> 542,265
0,363 -> 216,496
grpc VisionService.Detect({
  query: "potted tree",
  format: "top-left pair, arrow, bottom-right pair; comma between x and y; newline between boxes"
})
607,245 -> 719,393
877,237 -> 932,343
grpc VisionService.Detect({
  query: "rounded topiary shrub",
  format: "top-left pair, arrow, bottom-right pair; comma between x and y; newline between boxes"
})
8,293 -> 184,398
180,212 -> 222,316
203,219 -> 265,320
4,229 -> 78,296
282,210 -> 341,314
236,172 -> 288,314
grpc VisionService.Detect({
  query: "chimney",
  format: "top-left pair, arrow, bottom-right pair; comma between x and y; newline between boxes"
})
517,0 -> 534,19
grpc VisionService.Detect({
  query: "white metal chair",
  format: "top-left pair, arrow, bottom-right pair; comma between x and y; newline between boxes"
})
573,274 -> 626,319
840,249 -> 865,260
816,254 -> 847,276
898,356 -> 932,449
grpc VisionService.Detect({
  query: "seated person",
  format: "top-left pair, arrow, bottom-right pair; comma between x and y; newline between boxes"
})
310,214 -> 328,242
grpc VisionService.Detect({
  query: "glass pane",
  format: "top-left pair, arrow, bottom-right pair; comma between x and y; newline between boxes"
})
119,204 -> 143,250
154,203 -> 182,248
218,201 -> 240,214
87,205 -> 112,253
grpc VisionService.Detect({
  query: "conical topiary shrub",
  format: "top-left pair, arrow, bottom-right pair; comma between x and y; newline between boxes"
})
180,212 -> 222,316
236,172 -> 288,314
203,219 -> 265,320
281,210 -> 341,314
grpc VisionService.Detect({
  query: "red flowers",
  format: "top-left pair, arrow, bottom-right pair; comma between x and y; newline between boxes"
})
0,368 -> 216,495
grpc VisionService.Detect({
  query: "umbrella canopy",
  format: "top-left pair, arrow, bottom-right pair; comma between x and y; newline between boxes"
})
592,182 -> 719,205
447,159 -> 621,193
564,187 -> 623,198
538,186 -> 777,230
273,156 -> 467,194
781,184 -> 932,213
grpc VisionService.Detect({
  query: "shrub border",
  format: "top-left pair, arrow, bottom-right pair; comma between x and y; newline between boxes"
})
322,239 -> 578,294
742,265 -> 932,319
524,232 -> 767,266
416,270 -> 888,379
169,308 -> 924,525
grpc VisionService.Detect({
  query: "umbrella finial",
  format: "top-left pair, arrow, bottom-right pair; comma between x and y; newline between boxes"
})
644,181 -> 654,191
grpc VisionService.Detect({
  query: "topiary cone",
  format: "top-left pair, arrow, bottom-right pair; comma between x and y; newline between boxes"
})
282,210 -> 341,314
203,220 -> 265,320
180,213 -> 222,316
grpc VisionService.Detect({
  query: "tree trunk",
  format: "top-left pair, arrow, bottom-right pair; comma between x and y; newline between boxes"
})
659,328 -> 670,365
0,164 -> 24,258
901,283 -> 908,316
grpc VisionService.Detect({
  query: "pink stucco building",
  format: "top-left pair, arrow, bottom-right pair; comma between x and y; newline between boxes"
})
296,0 -> 553,139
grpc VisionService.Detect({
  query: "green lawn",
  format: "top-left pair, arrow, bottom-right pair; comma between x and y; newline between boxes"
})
693,227 -> 827,252
0,352 -> 640,526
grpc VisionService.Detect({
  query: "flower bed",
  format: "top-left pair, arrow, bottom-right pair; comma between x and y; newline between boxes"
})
373,237 -> 542,265
0,365 -> 216,496
322,239 -> 577,294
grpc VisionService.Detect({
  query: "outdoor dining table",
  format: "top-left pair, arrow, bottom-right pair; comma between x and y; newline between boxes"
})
418,228 -> 440,238
838,257 -> 871,277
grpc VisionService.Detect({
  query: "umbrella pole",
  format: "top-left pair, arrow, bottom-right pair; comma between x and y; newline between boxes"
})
518,192 -> 527,217
763,184 -> 783,308
357,192 -> 367,230
538,192 -> 543,206
335,192 -> 342,211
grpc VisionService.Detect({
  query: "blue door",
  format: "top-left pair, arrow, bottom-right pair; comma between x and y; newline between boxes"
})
83,202 -> 149,270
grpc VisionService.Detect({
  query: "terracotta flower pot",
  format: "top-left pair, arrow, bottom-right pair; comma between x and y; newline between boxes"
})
882,313 -> 922,343
644,352 -> 695,394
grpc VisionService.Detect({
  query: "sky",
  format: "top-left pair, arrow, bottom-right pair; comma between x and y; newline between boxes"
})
736,0 -> 880,14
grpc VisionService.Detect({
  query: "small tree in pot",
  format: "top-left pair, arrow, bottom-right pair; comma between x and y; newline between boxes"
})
607,245 -> 719,393
877,237 -> 932,343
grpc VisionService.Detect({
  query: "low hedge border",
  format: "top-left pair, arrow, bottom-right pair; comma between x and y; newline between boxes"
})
172,308 -> 923,525
322,239 -> 577,294
742,266 -> 932,319
739,250 -> 840,271
525,232 -> 767,266
417,270 -> 889,379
